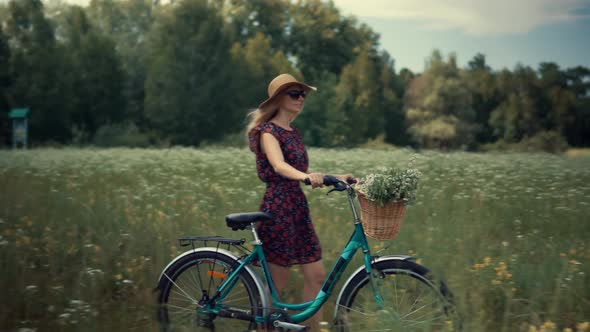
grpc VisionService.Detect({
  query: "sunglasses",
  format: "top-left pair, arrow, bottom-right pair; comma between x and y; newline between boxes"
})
285,90 -> 307,100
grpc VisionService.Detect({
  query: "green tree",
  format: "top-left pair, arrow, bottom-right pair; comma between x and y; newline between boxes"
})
295,71 -> 340,146
405,50 -> 476,149
0,26 -> 11,146
144,0 -> 238,145
223,0 -> 289,50
380,52 -> 408,146
87,0 -> 154,129
564,66 -> 590,146
331,48 -> 381,145
288,0 -> 378,82
230,32 -> 300,111
61,6 -> 126,139
5,0 -> 71,143
464,53 -> 499,144
489,65 -> 545,142
537,62 -> 576,140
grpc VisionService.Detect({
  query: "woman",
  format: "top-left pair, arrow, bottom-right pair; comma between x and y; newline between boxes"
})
247,73 -> 353,329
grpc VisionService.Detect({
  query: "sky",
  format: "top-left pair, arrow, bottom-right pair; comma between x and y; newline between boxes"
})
332,0 -> 590,72
34,0 -> 590,72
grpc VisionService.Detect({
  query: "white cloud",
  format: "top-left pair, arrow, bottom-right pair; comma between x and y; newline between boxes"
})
332,0 -> 590,35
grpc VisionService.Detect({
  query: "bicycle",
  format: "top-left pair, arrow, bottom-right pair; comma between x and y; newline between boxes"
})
156,175 -> 461,331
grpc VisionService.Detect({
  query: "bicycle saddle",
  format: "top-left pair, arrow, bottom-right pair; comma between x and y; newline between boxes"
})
225,212 -> 272,230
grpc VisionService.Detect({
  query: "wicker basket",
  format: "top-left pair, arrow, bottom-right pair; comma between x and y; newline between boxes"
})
358,191 -> 406,240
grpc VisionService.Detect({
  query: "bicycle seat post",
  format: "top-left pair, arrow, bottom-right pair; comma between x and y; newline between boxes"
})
249,222 -> 262,245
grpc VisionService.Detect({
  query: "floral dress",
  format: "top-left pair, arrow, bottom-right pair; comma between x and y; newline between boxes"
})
248,122 -> 322,267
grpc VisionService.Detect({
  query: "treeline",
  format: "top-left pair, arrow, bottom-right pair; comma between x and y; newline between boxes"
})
0,0 -> 589,151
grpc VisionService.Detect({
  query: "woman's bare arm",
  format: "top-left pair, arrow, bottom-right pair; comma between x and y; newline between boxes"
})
261,133 -> 324,187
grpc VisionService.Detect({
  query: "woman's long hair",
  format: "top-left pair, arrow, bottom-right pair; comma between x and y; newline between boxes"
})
245,102 -> 279,136
246,82 -> 307,137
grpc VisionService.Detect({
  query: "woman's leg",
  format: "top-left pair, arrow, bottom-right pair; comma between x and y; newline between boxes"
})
268,263 -> 290,299
300,260 -> 327,330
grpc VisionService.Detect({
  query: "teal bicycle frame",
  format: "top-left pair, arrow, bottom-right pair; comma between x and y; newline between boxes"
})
209,186 -> 383,324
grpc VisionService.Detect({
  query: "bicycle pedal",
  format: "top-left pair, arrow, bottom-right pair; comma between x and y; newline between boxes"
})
272,320 -> 308,331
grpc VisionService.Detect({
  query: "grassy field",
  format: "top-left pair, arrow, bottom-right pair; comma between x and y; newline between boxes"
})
0,147 -> 589,332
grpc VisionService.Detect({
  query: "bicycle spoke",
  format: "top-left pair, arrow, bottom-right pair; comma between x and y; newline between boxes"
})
401,283 -> 426,316
335,262 -> 458,332
175,272 -> 202,298
164,303 -> 197,313
337,303 -> 378,316
402,296 -> 443,320
158,252 -> 262,332
169,290 -> 198,304
163,272 -> 197,303
189,266 -> 204,292
400,313 -> 447,327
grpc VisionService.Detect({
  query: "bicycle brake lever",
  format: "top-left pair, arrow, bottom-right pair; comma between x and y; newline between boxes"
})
326,183 -> 347,195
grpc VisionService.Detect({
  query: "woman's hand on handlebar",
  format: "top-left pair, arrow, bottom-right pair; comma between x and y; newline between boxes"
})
306,172 -> 325,188
303,174 -> 357,187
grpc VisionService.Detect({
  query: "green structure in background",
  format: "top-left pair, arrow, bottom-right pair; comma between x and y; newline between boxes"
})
9,108 -> 30,149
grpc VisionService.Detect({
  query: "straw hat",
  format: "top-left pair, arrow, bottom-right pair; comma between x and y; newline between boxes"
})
258,73 -> 316,109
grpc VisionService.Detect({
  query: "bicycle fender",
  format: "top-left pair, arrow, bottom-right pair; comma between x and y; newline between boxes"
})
156,247 -> 269,316
333,255 -> 413,318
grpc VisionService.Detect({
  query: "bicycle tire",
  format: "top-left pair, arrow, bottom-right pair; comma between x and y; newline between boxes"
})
157,250 -> 263,331
334,259 -> 461,331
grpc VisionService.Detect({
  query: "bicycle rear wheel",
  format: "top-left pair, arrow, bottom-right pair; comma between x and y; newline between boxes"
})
157,250 -> 263,331
334,259 -> 460,332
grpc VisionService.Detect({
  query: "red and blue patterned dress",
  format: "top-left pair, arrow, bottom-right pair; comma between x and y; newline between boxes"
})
248,122 -> 322,267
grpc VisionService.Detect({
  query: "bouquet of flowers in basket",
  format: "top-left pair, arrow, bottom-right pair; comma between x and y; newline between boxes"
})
354,157 -> 422,240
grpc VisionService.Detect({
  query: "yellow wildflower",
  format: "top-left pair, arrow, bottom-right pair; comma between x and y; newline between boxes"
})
540,321 -> 556,332
473,263 -> 485,270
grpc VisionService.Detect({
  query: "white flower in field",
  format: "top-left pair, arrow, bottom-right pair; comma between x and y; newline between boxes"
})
58,313 -> 71,320
25,285 -> 38,293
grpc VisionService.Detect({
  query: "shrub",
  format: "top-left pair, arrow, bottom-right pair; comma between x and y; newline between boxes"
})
92,123 -> 151,148
481,131 -> 569,154
520,131 -> 569,153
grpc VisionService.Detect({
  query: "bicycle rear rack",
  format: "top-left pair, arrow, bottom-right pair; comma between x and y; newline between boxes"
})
178,236 -> 251,257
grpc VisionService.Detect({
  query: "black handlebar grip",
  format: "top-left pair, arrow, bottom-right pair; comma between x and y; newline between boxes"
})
303,175 -> 343,186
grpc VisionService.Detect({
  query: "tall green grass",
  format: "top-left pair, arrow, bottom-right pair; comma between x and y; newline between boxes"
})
0,148 -> 588,331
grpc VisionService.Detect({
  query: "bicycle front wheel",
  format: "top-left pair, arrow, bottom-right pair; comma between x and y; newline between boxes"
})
157,250 -> 263,331
334,259 -> 460,332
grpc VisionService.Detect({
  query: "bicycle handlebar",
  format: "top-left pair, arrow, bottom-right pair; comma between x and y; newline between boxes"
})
303,175 -> 357,187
